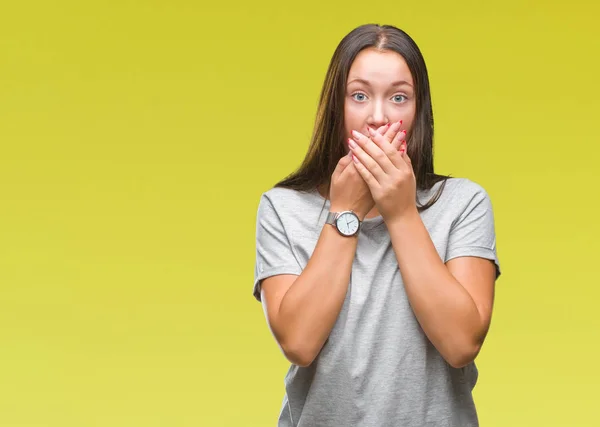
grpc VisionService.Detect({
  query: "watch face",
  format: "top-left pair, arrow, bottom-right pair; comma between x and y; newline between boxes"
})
336,212 -> 360,236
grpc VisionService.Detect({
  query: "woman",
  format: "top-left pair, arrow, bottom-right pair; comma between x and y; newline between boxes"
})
253,24 -> 500,427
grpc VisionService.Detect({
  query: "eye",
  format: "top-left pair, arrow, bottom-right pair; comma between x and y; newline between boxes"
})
392,94 -> 407,103
351,92 -> 368,102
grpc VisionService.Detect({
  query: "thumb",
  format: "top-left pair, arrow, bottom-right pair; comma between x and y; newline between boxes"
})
332,151 -> 353,180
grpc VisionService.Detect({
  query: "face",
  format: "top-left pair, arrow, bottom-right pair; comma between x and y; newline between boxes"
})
344,48 -> 416,150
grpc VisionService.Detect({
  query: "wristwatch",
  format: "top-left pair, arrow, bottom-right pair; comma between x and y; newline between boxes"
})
325,210 -> 361,237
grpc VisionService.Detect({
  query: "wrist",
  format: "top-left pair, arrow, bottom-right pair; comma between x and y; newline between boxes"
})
385,207 -> 420,229
329,205 -> 367,222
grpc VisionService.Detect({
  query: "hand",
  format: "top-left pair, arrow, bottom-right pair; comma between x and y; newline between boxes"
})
330,123 -> 403,220
347,125 -> 417,224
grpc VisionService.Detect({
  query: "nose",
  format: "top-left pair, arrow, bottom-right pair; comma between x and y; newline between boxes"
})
367,101 -> 389,129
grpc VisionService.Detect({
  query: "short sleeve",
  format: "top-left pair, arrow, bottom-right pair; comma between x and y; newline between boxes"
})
446,182 -> 501,279
252,193 -> 303,302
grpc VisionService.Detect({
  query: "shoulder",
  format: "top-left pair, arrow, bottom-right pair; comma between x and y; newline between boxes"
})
260,186 -> 321,208
443,177 -> 490,202
441,178 -> 496,225
257,186 -> 323,221
422,177 -> 494,222
261,186 -> 303,203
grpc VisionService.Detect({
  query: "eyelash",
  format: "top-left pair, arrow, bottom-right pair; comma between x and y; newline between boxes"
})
351,92 -> 408,103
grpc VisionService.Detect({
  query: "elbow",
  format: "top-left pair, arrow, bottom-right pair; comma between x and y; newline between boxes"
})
447,355 -> 474,369
280,340 -> 318,367
445,342 -> 482,369
281,345 -> 316,368
269,320 -> 320,367
269,316 -> 325,368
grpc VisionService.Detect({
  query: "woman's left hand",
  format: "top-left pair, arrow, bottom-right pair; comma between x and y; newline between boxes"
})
348,128 -> 418,224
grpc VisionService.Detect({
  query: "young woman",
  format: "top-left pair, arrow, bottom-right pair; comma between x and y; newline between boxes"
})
253,24 -> 500,427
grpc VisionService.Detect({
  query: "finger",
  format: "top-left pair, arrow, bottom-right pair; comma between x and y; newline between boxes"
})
373,129 -> 410,172
391,128 -> 407,151
398,141 -> 414,172
351,153 -> 379,190
363,128 -> 402,174
382,119 -> 403,144
401,143 -> 413,168
370,126 -> 399,155
367,124 -> 390,139
377,123 -> 390,135
349,131 -> 387,183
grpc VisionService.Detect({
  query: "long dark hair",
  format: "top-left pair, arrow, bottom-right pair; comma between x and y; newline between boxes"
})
275,24 -> 449,211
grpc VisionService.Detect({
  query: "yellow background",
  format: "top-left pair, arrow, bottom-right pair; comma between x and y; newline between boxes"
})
1,0 -> 598,426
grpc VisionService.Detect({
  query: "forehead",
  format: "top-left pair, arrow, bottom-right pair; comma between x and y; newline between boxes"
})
347,48 -> 413,85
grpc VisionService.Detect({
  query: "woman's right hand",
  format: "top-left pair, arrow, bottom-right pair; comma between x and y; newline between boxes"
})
329,122 -> 405,220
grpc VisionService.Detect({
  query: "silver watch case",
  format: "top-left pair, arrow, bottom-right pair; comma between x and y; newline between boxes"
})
326,210 -> 361,237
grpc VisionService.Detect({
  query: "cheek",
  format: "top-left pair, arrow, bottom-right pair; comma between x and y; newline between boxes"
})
343,105 -> 362,135
400,104 -> 417,134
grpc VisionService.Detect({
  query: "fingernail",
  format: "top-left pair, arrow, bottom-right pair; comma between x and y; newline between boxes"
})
402,130 -> 407,135
398,120 -> 403,125
348,138 -> 357,148
352,154 -> 359,163
367,127 -> 375,136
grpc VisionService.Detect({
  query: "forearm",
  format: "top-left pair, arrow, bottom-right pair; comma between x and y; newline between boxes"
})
388,210 -> 485,368
277,225 -> 357,365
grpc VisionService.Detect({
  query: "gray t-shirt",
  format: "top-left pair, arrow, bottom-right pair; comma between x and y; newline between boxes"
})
253,177 -> 500,427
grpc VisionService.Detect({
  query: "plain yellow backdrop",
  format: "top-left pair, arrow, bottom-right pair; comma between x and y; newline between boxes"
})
1,0 -> 598,426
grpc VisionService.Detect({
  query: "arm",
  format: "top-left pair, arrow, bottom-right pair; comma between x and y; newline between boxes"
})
261,224 -> 358,367
387,210 -> 496,368
257,131 -> 390,367
346,129 -> 499,369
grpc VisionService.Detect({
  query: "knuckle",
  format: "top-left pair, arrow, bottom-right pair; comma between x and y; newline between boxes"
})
373,151 -> 385,163
394,171 -> 408,183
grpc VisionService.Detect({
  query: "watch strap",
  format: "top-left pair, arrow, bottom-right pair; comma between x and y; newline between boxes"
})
325,211 -> 338,225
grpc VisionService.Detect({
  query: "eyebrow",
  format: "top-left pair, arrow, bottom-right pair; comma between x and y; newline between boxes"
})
347,78 -> 413,88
